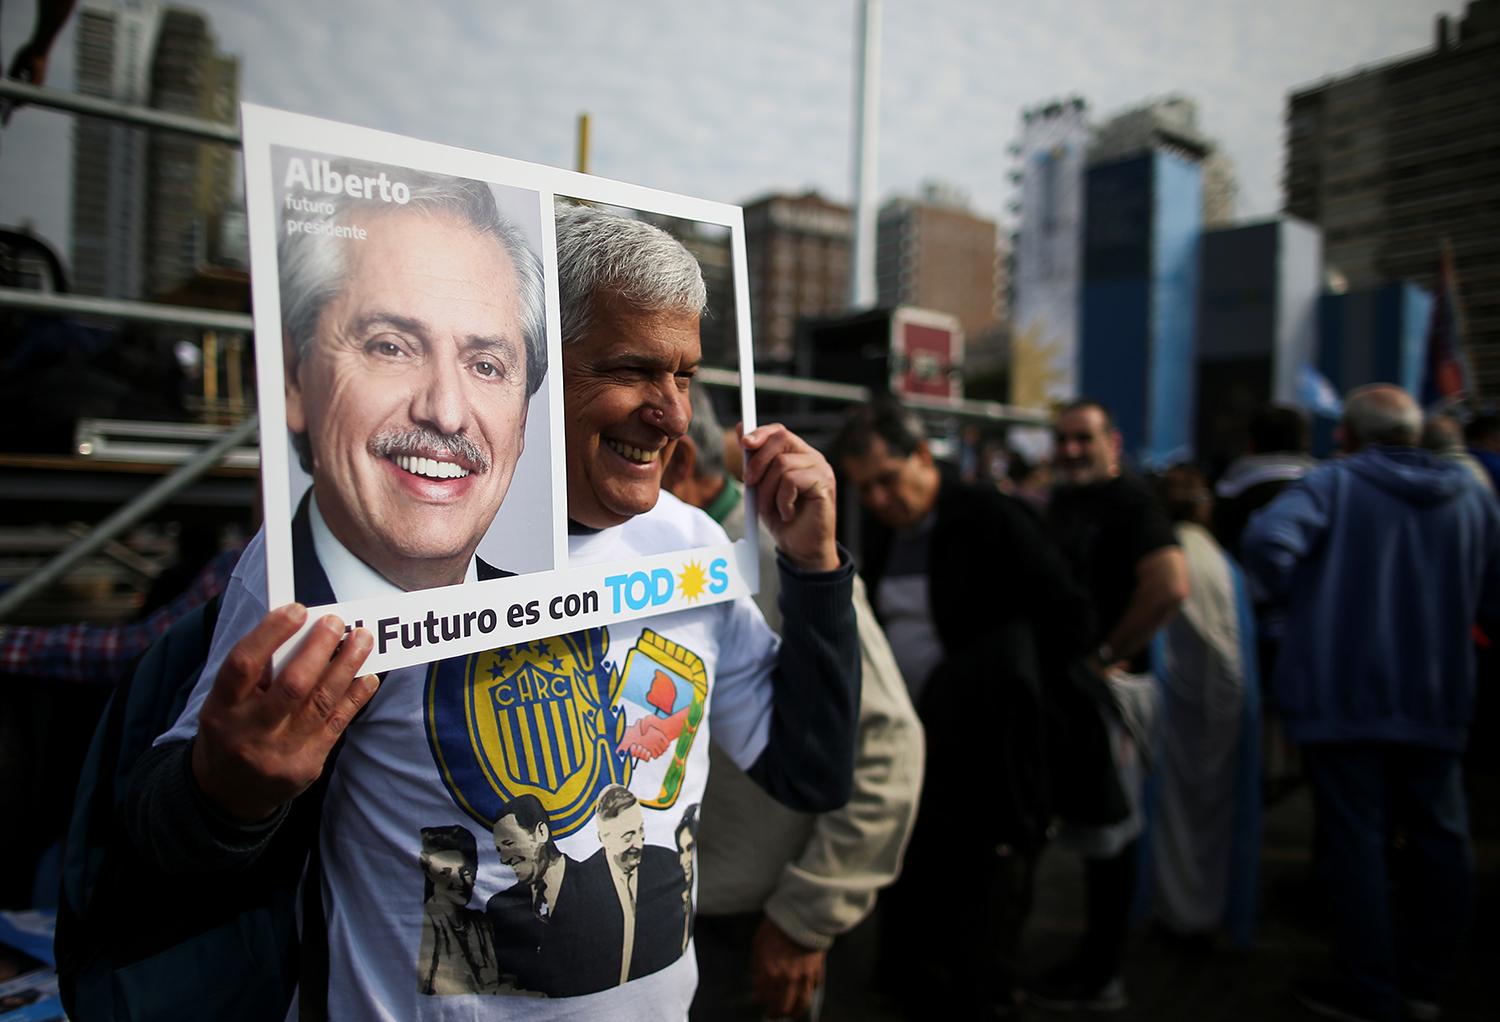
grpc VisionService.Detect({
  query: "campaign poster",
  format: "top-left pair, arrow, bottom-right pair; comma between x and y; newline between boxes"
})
241,105 -> 758,672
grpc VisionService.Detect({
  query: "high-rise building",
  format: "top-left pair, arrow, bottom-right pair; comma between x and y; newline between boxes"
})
72,0 -> 162,299
742,192 -> 852,365
1007,94 -> 1237,410
1285,0 -> 1500,394
1091,95 -> 1238,227
1078,151 -> 1203,463
71,1 -> 239,301
874,183 -> 1006,369
145,7 -> 239,299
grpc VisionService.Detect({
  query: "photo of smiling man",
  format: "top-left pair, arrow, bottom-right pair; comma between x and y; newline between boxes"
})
272,150 -> 553,603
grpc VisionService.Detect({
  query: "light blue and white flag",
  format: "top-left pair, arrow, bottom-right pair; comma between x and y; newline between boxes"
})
1295,365 -> 1343,420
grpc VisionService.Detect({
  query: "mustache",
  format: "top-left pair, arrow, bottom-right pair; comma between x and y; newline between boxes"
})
369,427 -> 489,474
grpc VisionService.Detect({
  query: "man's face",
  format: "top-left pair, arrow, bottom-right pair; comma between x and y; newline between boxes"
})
598,803 -> 645,877
421,846 -> 475,904
841,435 -> 940,530
676,828 -> 695,886
286,210 -> 530,589
1053,406 -> 1121,487
493,814 -> 548,886
562,294 -> 700,529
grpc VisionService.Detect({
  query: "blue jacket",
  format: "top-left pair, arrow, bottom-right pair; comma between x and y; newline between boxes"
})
1242,446 -> 1500,749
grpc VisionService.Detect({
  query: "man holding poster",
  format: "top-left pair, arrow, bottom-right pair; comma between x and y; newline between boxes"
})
122,142 -> 858,1022
277,156 -> 548,601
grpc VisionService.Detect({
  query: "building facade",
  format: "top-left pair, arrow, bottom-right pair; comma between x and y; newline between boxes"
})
1090,95 -> 1238,228
72,0 -> 162,299
1285,0 -> 1500,394
71,0 -> 240,301
742,192 -> 852,366
1078,151 -> 1203,465
874,183 -> 1007,370
144,7 -> 240,299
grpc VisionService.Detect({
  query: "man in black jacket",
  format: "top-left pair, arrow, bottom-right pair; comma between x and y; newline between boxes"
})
836,399 -> 1092,1018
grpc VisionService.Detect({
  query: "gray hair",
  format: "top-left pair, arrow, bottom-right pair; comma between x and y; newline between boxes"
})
1342,384 -> 1422,448
596,783 -> 639,822
1421,414 -> 1465,455
685,384 -> 726,481
278,157 -> 547,397
552,201 -> 707,345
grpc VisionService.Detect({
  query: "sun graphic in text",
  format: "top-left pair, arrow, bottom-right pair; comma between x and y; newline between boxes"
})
677,560 -> 708,602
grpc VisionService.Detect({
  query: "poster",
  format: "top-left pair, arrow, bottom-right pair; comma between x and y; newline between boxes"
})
242,105 -> 758,673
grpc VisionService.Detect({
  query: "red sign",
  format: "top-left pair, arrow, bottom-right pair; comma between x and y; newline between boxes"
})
892,310 -> 963,399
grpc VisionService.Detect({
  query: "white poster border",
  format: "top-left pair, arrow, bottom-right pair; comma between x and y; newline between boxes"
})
240,104 -> 759,674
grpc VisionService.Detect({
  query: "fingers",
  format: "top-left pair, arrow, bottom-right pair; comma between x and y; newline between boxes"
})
298,627 -> 377,737
787,975 -> 814,1019
262,614 -> 347,713
754,970 -> 803,1019
760,460 -> 831,523
327,673 -> 380,737
740,424 -> 806,488
774,977 -> 800,1019
215,604 -> 308,702
744,426 -> 835,531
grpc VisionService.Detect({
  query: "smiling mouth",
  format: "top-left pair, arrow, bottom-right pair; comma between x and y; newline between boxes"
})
605,438 -> 661,465
392,454 -> 472,480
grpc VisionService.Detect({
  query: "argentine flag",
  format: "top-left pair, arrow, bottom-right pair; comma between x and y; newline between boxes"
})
1295,365 -> 1343,420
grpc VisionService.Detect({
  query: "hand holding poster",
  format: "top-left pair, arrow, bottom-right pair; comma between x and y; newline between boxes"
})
242,105 -> 762,673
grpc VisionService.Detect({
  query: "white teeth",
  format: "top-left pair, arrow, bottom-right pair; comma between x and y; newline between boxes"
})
606,439 -> 659,464
395,454 -> 470,479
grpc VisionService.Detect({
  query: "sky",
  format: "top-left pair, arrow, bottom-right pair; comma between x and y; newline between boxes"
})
0,0 -> 1471,263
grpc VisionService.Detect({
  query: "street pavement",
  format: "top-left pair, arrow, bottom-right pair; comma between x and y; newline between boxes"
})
821,779 -> 1498,1021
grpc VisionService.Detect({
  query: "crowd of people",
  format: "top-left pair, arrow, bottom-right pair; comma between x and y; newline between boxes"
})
1,176 -> 1496,1022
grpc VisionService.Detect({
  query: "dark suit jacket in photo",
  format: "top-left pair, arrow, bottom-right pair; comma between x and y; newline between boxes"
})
289,490 -> 513,606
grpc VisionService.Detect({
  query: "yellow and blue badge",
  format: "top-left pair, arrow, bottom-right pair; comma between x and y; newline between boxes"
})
426,627 -> 708,836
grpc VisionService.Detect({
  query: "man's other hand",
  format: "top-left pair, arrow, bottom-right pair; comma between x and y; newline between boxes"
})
750,915 -> 825,1019
740,423 -> 839,572
191,604 -> 378,823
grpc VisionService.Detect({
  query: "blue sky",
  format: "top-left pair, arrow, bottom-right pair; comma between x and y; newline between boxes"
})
0,0 -> 1470,262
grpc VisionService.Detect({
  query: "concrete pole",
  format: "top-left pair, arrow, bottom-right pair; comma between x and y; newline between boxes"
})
848,0 -> 882,309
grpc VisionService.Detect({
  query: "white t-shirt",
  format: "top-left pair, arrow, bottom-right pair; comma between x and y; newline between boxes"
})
160,493 -> 780,1020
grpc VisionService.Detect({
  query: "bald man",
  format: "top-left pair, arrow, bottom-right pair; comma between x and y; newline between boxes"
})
1243,384 -> 1500,1022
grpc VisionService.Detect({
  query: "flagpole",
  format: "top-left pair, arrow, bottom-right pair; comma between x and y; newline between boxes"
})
848,0 -> 881,309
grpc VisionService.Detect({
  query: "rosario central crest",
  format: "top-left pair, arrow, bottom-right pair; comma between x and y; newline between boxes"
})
426,627 -> 709,837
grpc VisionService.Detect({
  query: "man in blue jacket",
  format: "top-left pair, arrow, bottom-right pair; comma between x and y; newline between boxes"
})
1243,384 -> 1500,1022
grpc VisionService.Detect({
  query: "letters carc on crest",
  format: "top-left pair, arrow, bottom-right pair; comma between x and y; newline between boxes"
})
425,627 -> 708,836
